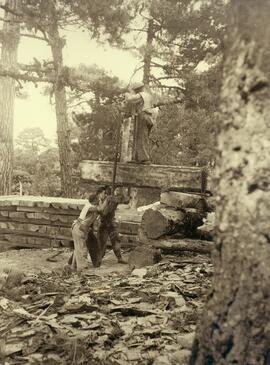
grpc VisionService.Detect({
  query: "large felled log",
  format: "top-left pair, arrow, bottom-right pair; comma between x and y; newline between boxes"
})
141,208 -> 186,239
140,207 -> 204,240
149,238 -> 214,254
80,160 -> 205,191
160,192 -> 208,211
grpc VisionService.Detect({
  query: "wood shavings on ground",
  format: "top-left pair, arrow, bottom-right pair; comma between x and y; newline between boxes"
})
0,249 -> 212,365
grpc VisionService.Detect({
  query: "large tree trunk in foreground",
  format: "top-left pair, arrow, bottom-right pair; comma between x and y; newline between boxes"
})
0,0 -> 20,195
48,2 -> 73,197
191,2 -> 270,364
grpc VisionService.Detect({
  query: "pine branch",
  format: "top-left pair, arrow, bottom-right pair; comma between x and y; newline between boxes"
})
126,27 -> 148,33
0,4 -> 23,18
0,16 -> 22,23
20,33 -> 48,42
0,65 -> 53,84
152,76 -> 182,82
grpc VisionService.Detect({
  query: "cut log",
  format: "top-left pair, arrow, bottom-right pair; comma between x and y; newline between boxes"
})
141,208 -> 186,239
148,238 -> 215,254
160,192 -> 208,211
80,160 -> 206,191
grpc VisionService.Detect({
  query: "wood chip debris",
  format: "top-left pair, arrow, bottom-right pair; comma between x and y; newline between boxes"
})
0,257 -> 212,365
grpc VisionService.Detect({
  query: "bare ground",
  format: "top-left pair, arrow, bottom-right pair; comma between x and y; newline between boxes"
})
0,248 -> 130,276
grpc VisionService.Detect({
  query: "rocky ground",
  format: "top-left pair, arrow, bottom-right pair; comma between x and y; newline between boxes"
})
0,248 -> 213,365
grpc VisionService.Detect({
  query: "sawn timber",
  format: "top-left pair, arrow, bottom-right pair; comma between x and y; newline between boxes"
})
80,160 -> 210,192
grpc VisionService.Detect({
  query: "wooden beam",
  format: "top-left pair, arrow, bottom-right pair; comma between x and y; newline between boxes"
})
80,160 -> 205,191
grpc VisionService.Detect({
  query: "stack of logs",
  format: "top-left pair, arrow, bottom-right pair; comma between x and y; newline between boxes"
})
138,191 -> 215,255
0,196 -> 142,250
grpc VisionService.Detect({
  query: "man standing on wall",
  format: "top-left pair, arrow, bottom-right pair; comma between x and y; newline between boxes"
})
124,82 -> 155,164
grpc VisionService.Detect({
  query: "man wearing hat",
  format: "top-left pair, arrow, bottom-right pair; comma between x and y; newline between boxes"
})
124,82 -> 155,164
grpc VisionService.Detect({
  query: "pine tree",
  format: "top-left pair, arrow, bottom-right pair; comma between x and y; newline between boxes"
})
0,0 -> 20,195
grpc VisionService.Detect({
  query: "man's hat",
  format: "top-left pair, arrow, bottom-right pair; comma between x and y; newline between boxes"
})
132,81 -> 144,91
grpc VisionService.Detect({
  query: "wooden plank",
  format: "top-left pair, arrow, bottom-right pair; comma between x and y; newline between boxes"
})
2,222 -> 65,233
9,211 -> 27,219
80,160 -> 204,191
0,229 -> 72,241
0,196 -> 87,211
0,239 -> 47,249
16,206 -> 81,215
0,206 -> 16,212
0,216 -> 72,227
115,207 -> 143,223
0,195 -> 86,204
115,221 -> 139,235
0,237 -> 65,248
1,235 -> 54,247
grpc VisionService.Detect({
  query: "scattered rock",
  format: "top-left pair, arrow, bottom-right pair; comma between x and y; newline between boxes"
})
170,349 -> 191,364
160,291 -> 186,308
128,245 -> 162,269
177,332 -> 195,349
153,355 -> 171,365
131,268 -> 148,278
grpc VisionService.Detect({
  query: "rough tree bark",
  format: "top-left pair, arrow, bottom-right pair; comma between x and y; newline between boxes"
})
190,1 -> 270,364
47,2 -> 73,197
0,0 -> 20,195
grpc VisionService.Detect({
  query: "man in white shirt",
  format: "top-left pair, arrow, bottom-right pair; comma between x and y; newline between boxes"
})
124,82 -> 156,164
69,187 -> 107,271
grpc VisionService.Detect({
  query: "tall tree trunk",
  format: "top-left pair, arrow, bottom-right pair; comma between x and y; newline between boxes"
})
0,0 -> 20,195
48,3 -> 73,197
143,18 -> 154,86
190,1 -> 270,364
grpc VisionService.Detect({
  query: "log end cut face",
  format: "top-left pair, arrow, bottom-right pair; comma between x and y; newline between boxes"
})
141,208 -> 185,239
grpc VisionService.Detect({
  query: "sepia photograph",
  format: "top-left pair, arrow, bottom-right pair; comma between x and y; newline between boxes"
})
0,0 -> 269,364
